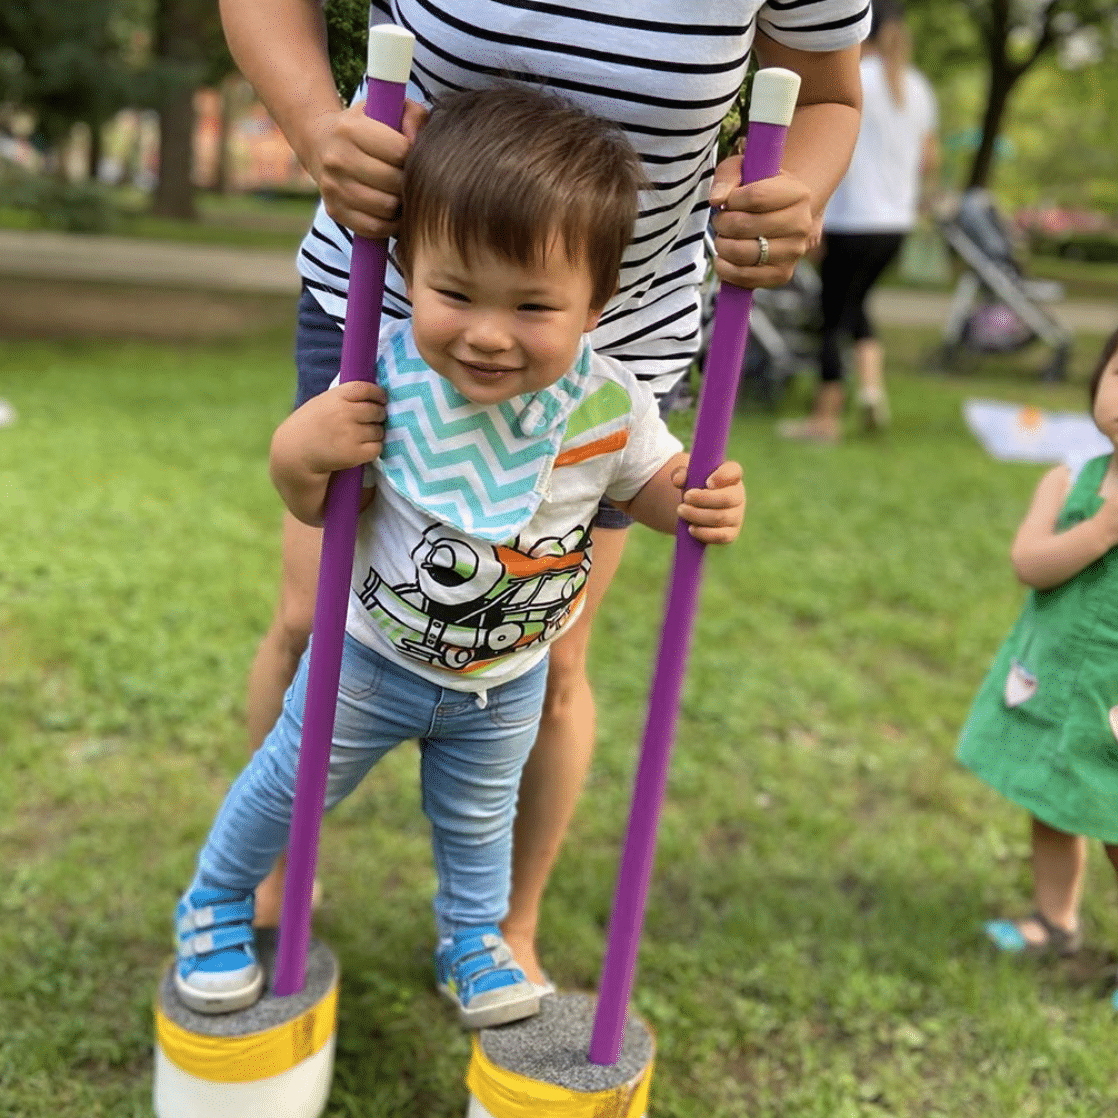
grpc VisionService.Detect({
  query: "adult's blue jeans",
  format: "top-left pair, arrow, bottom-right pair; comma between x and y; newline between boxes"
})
192,633 -> 548,940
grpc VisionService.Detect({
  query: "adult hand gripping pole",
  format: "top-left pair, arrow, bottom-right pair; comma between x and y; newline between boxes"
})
588,67 -> 802,1065
272,26 -> 415,998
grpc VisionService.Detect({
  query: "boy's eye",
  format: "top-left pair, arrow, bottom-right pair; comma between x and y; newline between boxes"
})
519,303 -> 556,313
437,288 -> 469,302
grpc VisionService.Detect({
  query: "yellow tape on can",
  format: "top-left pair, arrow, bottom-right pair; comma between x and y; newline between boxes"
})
467,1036 -> 652,1118
155,980 -> 338,1084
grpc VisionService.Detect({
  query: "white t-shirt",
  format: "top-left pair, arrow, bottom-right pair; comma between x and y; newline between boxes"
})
298,0 -> 871,397
823,54 -> 937,234
346,347 -> 683,691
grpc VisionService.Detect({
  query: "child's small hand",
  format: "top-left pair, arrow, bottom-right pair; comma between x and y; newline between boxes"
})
672,460 -> 746,544
279,381 -> 387,477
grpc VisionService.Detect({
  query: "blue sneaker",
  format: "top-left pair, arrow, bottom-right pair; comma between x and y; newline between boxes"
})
435,926 -> 540,1029
174,887 -> 263,1014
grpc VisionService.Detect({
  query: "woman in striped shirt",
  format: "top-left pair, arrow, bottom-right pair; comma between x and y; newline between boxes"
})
218,0 -> 869,990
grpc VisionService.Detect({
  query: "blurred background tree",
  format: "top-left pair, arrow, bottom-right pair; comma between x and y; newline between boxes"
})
0,1 -> 138,177
0,0 -> 1114,232
324,0 -> 370,103
148,0 -> 235,218
909,0 -> 1118,194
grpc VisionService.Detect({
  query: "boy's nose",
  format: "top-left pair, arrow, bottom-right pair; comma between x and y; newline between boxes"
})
463,313 -> 511,352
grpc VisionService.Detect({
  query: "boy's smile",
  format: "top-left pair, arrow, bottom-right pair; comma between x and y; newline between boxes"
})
405,236 -> 603,406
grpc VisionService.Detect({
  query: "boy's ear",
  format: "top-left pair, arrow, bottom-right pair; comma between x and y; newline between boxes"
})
583,280 -> 619,333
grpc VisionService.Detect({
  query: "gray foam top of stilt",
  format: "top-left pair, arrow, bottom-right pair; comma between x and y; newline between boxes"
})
158,928 -> 339,1038
478,993 -> 654,1092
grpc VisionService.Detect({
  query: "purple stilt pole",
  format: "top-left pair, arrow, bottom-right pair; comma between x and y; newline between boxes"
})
589,68 -> 802,1065
272,26 -> 415,999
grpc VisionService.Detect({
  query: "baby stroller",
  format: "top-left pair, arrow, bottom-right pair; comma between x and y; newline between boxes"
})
932,188 -> 1071,381
698,231 -> 822,408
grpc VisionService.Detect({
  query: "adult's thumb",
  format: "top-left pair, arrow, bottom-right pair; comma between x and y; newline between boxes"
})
709,155 -> 743,207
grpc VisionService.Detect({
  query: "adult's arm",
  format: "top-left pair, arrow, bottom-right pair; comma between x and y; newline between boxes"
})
753,34 -> 863,222
219,0 -> 422,238
709,36 -> 862,287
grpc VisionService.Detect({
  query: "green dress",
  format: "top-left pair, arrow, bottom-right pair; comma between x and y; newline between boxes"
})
957,453 -> 1118,843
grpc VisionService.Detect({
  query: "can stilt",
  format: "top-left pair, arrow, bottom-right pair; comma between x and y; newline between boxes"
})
153,930 -> 339,1118
465,992 -> 653,1117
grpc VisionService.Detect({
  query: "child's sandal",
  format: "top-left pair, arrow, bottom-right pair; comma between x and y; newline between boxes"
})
984,910 -> 1082,957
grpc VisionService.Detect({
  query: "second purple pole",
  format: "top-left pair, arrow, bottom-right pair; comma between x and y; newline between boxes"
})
589,67 -> 803,1065
272,26 -> 415,999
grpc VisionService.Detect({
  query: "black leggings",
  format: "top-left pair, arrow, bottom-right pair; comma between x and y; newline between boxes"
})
818,231 -> 905,384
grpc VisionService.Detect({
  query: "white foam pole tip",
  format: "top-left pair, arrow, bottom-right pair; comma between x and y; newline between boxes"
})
367,24 -> 415,84
747,66 -> 801,127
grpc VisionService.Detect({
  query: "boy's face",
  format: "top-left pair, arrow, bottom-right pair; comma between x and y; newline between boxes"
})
405,233 -> 603,406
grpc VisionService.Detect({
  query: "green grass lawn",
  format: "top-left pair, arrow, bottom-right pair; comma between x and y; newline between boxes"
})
4,325 -> 1118,1116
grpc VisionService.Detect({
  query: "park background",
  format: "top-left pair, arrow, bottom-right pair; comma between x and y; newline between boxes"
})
2,3 -> 1118,1116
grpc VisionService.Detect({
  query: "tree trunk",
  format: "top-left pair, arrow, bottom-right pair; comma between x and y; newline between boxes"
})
212,79 -> 234,193
150,0 -> 200,219
152,82 -> 197,218
968,60 -> 1015,189
86,121 -> 103,182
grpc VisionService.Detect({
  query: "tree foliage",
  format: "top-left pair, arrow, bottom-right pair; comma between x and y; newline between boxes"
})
909,0 -> 1117,188
324,0 -> 370,103
0,1 -> 139,151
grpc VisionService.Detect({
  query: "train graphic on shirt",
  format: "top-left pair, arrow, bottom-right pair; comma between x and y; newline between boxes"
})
355,523 -> 592,672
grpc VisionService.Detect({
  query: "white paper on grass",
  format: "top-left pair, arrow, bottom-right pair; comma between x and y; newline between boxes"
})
963,398 -> 1110,471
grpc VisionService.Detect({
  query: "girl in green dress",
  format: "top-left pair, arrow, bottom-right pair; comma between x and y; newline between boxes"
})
958,328 -> 1118,978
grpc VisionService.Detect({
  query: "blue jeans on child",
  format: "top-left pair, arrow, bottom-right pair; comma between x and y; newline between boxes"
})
190,632 -> 549,940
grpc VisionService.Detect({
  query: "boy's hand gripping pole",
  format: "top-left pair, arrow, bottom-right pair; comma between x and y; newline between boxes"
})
273,26 -> 415,998
589,68 -> 801,1064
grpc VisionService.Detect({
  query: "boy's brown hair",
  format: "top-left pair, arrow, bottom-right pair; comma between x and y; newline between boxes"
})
395,84 -> 645,310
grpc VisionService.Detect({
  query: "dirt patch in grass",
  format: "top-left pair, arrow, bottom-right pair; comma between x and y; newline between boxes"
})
0,276 -> 294,342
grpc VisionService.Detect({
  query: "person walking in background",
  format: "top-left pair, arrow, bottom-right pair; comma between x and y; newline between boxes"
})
779,0 -> 937,443
957,329 -> 1118,991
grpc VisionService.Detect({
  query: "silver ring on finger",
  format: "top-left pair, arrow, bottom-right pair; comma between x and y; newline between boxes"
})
755,234 -> 769,267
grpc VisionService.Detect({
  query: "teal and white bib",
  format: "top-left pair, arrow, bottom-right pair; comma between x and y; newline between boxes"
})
375,322 -> 591,543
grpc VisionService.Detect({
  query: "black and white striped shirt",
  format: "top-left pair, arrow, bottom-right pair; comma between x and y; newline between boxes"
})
298,0 -> 869,395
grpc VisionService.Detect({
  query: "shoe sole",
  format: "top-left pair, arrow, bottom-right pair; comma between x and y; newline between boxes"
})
437,981 -> 540,1029
174,967 -> 265,1015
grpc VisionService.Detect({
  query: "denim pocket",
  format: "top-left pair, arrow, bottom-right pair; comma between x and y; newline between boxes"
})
336,638 -> 385,704
486,659 -> 548,729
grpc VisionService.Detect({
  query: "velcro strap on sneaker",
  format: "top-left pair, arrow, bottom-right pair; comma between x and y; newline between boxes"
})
177,922 -> 256,959
176,897 -> 255,938
454,942 -> 513,984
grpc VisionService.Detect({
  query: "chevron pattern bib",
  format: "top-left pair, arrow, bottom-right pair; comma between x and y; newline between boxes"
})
375,323 -> 592,543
